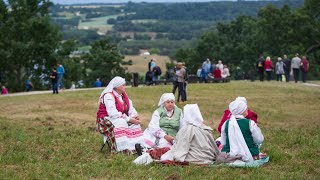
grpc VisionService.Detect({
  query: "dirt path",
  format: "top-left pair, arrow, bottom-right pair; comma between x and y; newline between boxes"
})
0,87 -> 106,97
1,82 -> 319,97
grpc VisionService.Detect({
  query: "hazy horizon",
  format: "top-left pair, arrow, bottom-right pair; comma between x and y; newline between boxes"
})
50,0 -> 262,5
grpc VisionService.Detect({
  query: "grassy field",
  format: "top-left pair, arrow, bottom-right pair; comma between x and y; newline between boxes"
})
78,15 -> 116,29
124,54 -> 171,75
0,81 -> 319,179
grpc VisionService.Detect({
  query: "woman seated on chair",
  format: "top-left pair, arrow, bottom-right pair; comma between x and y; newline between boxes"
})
96,76 -> 143,154
143,93 -> 185,148
220,100 -> 264,162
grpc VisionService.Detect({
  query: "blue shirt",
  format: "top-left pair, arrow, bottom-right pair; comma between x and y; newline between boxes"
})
57,65 -> 65,78
94,81 -> 102,87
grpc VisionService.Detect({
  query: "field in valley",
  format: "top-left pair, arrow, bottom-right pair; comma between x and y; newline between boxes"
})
124,54 -> 172,75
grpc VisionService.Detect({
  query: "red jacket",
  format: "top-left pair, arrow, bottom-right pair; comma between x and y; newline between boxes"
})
301,58 -> 309,72
264,60 -> 273,71
213,68 -> 222,78
217,109 -> 258,133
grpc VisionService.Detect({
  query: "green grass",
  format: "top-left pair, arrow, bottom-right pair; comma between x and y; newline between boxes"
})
78,14 -> 126,29
0,81 -> 319,179
78,15 -> 116,29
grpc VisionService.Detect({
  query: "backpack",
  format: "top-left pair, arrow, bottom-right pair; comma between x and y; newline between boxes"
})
154,66 -> 162,76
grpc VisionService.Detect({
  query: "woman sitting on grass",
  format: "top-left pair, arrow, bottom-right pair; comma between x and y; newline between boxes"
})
220,100 -> 264,162
217,97 -> 258,134
143,93 -> 185,149
96,76 -> 143,155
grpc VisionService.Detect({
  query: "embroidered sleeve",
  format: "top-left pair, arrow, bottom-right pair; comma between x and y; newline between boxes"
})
104,93 -> 122,119
127,99 -> 138,118
148,110 -> 166,138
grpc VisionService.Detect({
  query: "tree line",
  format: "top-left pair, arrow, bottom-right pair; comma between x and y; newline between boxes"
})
50,1 -> 304,56
0,0 -> 318,92
175,0 -> 320,79
0,0 -> 128,92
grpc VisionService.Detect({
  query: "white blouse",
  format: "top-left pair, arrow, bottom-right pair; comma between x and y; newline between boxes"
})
147,107 -> 185,139
102,91 -> 138,122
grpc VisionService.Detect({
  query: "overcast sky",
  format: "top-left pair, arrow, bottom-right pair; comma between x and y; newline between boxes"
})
50,0 -> 251,5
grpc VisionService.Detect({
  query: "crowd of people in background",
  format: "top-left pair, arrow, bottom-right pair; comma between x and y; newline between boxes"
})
0,53 -> 312,95
256,53 -> 309,83
145,58 -> 163,86
197,59 -> 230,83
145,58 -> 188,103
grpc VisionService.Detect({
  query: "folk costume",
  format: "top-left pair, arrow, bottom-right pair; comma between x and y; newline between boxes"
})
143,93 -> 185,148
217,97 -> 257,134
220,100 -> 264,162
96,76 -> 143,154
160,104 -> 219,164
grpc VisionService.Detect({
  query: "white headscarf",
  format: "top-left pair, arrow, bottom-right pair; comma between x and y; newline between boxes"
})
228,100 -> 253,162
158,93 -> 175,107
183,104 -> 203,127
99,76 -> 125,100
235,96 -> 247,105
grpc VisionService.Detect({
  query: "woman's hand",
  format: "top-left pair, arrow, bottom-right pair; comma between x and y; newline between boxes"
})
164,135 -> 174,144
129,117 -> 141,125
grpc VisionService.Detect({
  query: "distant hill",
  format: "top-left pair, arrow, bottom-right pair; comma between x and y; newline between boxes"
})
50,0 -> 304,57
51,0 -> 262,5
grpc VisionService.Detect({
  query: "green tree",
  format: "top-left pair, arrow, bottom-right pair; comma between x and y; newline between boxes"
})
55,40 -> 83,89
0,0 -> 61,91
83,39 -> 127,86
300,0 -> 320,78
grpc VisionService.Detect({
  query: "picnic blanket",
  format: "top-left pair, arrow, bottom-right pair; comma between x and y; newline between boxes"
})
210,156 -> 269,168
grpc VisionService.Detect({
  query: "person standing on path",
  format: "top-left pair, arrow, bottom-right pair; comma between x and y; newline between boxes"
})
57,63 -> 65,89
50,67 -> 59,94
291,53 -> 302,83
300,56 -> 309,83
283,54 -> 291,82
256,54 -> 265,81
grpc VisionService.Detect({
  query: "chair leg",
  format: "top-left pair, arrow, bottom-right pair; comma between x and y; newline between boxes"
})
100,143 -> 106,151
106,141 -> 111,149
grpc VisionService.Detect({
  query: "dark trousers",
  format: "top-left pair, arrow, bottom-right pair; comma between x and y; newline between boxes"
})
258,69 -> 264,81
172,81 -> 178,94
301,70 -> 307,83
184,82 -> 187,101
276,74 -> 282,81
52,82 -> 59,94
266,71 -> 272,81
177,82 -> 186,102
293,68 -> 300,83
284,70 -> 290,82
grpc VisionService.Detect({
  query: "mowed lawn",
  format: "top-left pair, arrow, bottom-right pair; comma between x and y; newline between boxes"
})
0,81 -> 319,179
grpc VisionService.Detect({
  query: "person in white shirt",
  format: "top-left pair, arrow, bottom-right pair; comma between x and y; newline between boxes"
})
143,93 -> 185,148
221,65 -> 230,78
291,53 -> 302,83
96,76 -> 143,154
